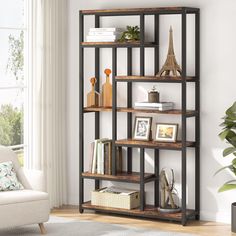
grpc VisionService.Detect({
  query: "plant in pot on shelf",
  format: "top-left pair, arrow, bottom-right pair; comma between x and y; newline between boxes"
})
215,101 -> 236,232
118,26 -> 140,42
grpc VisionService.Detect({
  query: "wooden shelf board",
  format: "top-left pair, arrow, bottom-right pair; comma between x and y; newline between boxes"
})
115,139 -> 195,149
82,201 -> 196,221
81,7 -> 199,15
82,171 -> 156,183
115,75 -> 197,83
81,42 -> 157,48
83,107 -> 197,116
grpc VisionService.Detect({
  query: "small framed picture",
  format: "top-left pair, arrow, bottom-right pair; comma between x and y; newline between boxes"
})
155,123 -> 178,142
133,116 -> 152,141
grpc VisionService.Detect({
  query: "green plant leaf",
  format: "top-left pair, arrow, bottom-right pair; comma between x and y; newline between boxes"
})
219,129 -> 230,140
218,183 -> 236,192
223,147 -> 236,157
214,165 -> 231,176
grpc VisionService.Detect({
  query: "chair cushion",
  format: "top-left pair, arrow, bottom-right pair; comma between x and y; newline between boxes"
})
0,189 -> 48,205
0,161 -> 24,191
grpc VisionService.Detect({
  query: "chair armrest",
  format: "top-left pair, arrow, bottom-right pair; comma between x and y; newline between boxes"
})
23,169 -> 46,192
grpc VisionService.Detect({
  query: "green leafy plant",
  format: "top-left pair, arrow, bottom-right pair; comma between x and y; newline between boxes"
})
118,26 -> 140,42
215,102 -> 236,192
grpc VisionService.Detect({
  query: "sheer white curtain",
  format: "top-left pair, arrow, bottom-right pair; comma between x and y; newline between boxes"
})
27,0 -> 67,207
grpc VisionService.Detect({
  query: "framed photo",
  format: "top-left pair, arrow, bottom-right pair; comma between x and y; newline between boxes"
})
133,116 -> 152,141
155,123 -> 178,142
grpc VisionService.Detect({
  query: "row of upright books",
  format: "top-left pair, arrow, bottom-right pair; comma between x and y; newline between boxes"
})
86,28 -> 123,42
89,139 -> 122,175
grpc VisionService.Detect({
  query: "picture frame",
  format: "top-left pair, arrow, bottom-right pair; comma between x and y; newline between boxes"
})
133,116 -> 152,141
155,123 -> 178,142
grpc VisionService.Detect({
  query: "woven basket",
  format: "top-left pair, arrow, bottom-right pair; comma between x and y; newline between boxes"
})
91,189 -> 140,210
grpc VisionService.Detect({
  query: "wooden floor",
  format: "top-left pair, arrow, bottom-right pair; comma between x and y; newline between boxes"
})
51,206 -> 235,236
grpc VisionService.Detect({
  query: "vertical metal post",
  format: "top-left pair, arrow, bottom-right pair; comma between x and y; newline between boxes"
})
127,48 -> 132,173
79,11 -> 84,213
154,149 -> 159,207
140,14 -> 145,76
195,9 -> 200,220
94,15 -> 100,189
140,148 -> 145,211
154,14 -> 160,208
181,8 -> 187,226
112,48 -> 117,175
154,14 -> 160,74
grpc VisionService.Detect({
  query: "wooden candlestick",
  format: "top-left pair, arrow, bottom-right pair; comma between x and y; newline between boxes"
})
87,77 -> 100,107
102,69 -> 112,107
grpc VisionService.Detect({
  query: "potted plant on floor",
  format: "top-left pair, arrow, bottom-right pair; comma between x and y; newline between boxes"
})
215,101 -> 236,232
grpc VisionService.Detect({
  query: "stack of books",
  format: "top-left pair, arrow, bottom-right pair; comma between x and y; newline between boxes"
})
134,101 -> 174,111
86,28 -> 123,42
89,139 -> 122,175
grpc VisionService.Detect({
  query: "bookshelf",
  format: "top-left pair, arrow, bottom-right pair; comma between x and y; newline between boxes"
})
79,6 -> 200,226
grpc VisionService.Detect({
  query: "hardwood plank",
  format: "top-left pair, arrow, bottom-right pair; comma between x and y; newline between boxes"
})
83,107 -> 197,116
80,7 -> 197,14
82,201 -> 195,221
82,171 -> 156,183
115,75 -> 196,82
115,139 -> 195,149
52,207 -> 232,236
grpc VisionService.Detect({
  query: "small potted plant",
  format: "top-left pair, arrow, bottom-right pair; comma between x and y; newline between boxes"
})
118,26 -> 140,42
215,101 -> 236,232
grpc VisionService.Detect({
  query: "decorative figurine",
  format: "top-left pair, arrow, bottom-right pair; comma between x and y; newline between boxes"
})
101,69 -> 112,107
157,26 -> 182,77
159,168 -> 180,213
87,77 -> 100,107
148,86 -> 159,103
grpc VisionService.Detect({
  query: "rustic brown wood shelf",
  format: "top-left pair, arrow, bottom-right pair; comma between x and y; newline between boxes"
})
115,75 -> 197,83
115,139 -> 195,150
82,201 -> 196,222
82,171 -> 156,183
81,42 -> 158,48
83,107 -> 198,116
81,7 -> 199,15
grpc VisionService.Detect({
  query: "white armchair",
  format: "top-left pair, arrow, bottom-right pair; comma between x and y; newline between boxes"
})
0,146 -> 50,234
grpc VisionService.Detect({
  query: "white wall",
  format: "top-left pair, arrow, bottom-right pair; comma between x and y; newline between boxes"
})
67,0 -> 236,223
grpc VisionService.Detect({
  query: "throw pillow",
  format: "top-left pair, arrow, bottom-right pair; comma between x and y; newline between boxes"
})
0,161 -> 24,191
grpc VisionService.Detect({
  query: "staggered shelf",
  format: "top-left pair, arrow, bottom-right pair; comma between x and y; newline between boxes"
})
79,6 -> 200,226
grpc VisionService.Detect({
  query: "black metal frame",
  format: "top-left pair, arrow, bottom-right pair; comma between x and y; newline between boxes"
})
79,7 -> 200,225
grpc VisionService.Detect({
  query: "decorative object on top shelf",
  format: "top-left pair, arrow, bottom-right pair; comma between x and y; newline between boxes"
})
87,77 -> 100,107
148,86 -> 159,103
157,26 -> 182,77
155,123 -> 178,142
135,101 -> 174,111
159,168 -> 180,213
101,69 -> 112,107
86,28 -> 123,42
118,26 -> 140,42
133,116 -> 152,141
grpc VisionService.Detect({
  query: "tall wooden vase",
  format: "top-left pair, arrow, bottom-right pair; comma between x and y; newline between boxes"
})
87,77 -> 100,107
102,69 -> 112,107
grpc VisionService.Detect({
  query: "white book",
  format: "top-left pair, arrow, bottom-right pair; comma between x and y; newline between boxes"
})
101,143 -> 105,174
97,142 -> 101,174
89,28 -> 123,32
87,35 -> 118,41
134,101 -> 174,108
88,31 -> 122,36
92,140 -> 98,174
134,106 -> 173,111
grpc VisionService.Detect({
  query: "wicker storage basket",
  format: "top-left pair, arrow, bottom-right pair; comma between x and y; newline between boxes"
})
91,188 -> 140,210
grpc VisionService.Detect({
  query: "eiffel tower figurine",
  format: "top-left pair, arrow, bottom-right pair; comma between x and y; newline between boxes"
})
157,26 -> 182,77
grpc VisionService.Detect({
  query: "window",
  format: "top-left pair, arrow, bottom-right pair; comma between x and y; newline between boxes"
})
0,0 -> 28,166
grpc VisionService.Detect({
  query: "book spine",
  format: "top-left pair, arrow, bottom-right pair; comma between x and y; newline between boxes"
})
104,143 -> 109,175
89,28 -> 122,32
88,31 -> 121,36
108,142 -> 112,175
101,143 -> 105,174
97,142 -> 101,174
92,140 -> 98,174
116,147 -> 122,173
134,102 -> 174,108
89,142 -> 95,173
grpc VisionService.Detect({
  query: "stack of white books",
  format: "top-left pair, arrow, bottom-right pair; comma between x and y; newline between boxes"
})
86,28 -> 123,42
134,101 -> 174,111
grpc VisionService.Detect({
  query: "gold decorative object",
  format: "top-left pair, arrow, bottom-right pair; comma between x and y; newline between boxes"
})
157,26 -> 182,77
87,77 -> 100,107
